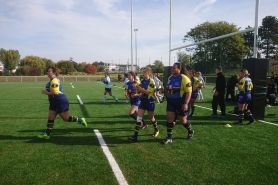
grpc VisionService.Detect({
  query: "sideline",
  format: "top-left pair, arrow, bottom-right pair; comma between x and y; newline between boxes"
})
195,105 -> 278,127
94,129 -> 129,185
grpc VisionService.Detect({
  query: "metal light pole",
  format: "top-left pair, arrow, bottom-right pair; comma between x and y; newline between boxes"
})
134,28 -> 139,72
169,0 -> 172,66
131,0 -> 134,71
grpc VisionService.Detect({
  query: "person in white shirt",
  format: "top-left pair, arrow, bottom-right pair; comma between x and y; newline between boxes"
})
196,71 -> 205,101
135,72 -> 140,81
153,74 -> 164,103
102,72 -> 118,103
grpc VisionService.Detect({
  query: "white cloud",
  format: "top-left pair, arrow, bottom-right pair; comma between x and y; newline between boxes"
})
193,0 -> 217,13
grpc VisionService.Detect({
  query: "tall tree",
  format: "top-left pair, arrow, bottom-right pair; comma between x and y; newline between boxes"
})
19,56 -> 46,75
243,26 -> 254,59
41,58 -> 55,75
183,21 -> 245,73
56,60 -> 75,75
176,51 -> 191,68
259,16 -> 278,59
83,64 -> 97,74
152,60 -> 164,73
92,61 -> 99,67
0,48 -> 20,73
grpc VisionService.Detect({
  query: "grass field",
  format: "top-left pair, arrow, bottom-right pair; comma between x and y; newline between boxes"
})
0,81 -> 278,185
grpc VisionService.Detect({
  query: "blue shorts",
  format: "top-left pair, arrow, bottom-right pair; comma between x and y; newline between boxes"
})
166,97 -> 191,116
105,88 -> 112,92
238,92 -> 252,104
138,98 -> 155,111
130,97 -> 140,107
48,94 -> 69,113
191,90 -> 198,99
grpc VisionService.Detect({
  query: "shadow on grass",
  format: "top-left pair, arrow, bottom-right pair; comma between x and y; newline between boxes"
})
2,127 -> 163,146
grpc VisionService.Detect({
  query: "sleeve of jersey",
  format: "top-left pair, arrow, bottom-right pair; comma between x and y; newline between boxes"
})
136,81 -> 141,94
107,77 -> 111,83
147,79 -> 155,94
50,78 -> 60,93
238,78 -> 245,91
196,78 -> 203,85
181,75 -> 192,93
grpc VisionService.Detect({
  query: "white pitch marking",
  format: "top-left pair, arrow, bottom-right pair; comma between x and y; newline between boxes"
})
195,105 -> 278,127
76,95 -> 83,105
94,129 -> 129,185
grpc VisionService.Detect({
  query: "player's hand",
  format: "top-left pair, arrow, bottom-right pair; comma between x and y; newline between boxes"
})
214,91 -> 219,96
41,90 -> 48,95
132,83 -> 138,88
182,103 -> 188,112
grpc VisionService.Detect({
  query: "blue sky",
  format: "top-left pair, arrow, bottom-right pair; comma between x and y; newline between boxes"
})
0,0 -> 277,67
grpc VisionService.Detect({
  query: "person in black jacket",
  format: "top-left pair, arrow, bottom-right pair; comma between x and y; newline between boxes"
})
210,66 -> 226,118
266,78 -> 277,106
226,75 -> 239,102
270,72 -> 278,85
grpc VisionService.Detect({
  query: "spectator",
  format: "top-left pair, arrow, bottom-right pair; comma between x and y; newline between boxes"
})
270,72 -> 278,85
266,78 -> 277,107
196,71 -> 205,101
210,66 -> 226,118
226,75 -> 239,102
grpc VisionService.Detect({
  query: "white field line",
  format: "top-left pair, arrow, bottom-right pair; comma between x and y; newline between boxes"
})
76,95 -> 83,105
94,129 -> 129,185
195,105 -> 278,127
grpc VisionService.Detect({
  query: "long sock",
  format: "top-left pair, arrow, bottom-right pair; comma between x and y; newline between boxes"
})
190,106 -> 195,115
244,109 -> 254,121
112,95 -> 117,100
166,122 -> 174,139
142,119 -> 147,126
103,95 -> 106,101
152,120 -> 158,132
68,116 -> 82,123
156,97 -> 160,102
183,121 -> 193,134
238,110 -> 244,123
45,120 -> 54,136
134,122 -> 141,138
129,113 -> 137,120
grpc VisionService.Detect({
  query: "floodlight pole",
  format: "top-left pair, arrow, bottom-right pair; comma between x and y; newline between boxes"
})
169,0 -> 172,66
134,28 -> 139,72
253,0 -> 260,58
131,0 -> 134,71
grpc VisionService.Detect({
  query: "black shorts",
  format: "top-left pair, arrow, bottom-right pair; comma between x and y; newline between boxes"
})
105,88 -> 112,92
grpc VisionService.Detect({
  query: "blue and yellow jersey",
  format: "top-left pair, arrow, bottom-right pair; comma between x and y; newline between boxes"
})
238,77 -> 253,93
126,80 -> 141,97
166,74 -> 192,99
140,78 -> 155,99
45,77 -> 63,99
190,77 -> 202,91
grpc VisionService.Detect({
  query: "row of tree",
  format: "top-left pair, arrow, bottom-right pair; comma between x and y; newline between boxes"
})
0,51 -> 103,75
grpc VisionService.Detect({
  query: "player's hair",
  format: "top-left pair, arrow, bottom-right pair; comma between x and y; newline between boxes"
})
124,73 -> 128,77
128,71 -> 136,79
105,72 -> 110,76
240,69 -> 250,76
142,67 -> 152,75
190,69 -> 196,76
49,67 -> 61,76
198,71 -> 202,76
216,66 -> 222,71
174,62 -> 181,70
